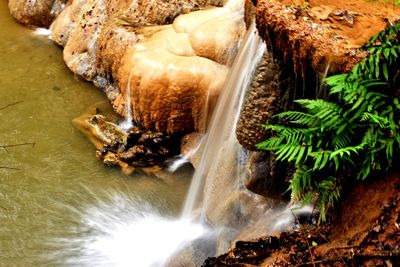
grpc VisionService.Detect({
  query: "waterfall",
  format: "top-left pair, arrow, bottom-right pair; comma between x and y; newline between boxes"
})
119,72 -> 134,131
48,2 -> 283,266
182,21 -> 267,218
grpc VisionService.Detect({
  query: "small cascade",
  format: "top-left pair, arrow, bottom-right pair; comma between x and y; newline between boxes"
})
32,27 -> 52,37
46,190 -> 209,267
118,72 -> 134,131
48,1 -> 295,266
182,21 -> 266,218
317,62 -> 331,99
167,135 -> 205,172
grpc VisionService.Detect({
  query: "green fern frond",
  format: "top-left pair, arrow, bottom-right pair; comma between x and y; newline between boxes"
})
332,134 -> 352,150
256,136 -> 285,151
361,112 -> 390,128
273,111 -> 319,126
257,22 -> 400,223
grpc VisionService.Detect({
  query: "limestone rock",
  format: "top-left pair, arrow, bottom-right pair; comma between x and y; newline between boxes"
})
48,0 -> 244,134
9,0 -> 245,135
8,0 -> 66,27
109,4 -> 245,134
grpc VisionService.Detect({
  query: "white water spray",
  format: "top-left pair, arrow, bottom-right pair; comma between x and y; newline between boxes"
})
168,135 -> 205,172
32,28 -> 52,38
45,191 -> 208,267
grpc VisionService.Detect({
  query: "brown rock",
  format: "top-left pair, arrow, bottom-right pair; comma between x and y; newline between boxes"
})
254,0 -> 399,75
48,0 -> 243,134
10,0 -> 246,135
111,5 -> 245,134
8,0 -> 66,27
236,49 -> 281,150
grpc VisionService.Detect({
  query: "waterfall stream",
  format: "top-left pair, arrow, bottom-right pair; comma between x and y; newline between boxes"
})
119,72 -> 134,131
50,19 -> 270,267
182,21 -> 266,218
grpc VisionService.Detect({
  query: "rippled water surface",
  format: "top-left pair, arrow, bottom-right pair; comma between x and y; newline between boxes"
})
0,3 -> 191,265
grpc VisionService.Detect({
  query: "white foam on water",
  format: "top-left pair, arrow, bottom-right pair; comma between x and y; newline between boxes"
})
46,192 -> 208,267
32,28 -> 52,38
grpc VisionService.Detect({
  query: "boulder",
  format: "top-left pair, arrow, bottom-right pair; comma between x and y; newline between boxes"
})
8,0 -> 66,27
236,49 -> 281,150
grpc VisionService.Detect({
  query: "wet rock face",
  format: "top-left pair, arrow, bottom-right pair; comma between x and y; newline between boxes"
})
98,126 -> 181,171
47,0 -> 244,134
236,50 -> 282,151
73,113 -> 181,174
244,151 -> 289,199
8,0 -> 67,27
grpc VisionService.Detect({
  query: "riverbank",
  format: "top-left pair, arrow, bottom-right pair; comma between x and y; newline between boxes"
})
204,174 -> 400,266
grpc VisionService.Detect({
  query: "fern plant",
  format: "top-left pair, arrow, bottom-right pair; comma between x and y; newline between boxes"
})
257,22 -> 400,222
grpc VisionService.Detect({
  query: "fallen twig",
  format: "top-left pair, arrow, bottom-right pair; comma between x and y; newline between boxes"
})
356,249 -> 400,258
0,101 -> 23,111
296,257 -> 346,266
0,142 -> 35,153
0,166 -> 21,170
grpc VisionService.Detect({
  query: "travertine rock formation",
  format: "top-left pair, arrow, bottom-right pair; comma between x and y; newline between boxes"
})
113,9 -> 245,133
8,0 -> 246,135
49,0 -> 244,134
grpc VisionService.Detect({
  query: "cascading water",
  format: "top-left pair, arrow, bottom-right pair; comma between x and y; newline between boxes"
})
167,135 -> 205,172
182,21 -> 267,218
46,189 -> 208,267
33,27 -> 52,37
118,72 -> 134,131
44,0 -> 253,265
43,0 -> 311,265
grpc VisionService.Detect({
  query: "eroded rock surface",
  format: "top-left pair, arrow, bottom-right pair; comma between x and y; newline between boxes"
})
48,0 -> 245,134
255,0 -> 400,75
8,0 -> 66,27
236,49 -> 282,150
73,111 -> 181,174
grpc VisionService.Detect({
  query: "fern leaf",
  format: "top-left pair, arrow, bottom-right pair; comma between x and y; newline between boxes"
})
324,74 -> 347,86
361,112 -> 389,128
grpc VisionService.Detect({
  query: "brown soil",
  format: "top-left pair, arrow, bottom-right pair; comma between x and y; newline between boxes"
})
203,174 -> 400,266
255,0 -> 400,75
306,0 -> 399,47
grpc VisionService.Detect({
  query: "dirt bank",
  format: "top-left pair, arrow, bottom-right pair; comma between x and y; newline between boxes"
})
204,174 -> 400,266
255,0 -> 400,75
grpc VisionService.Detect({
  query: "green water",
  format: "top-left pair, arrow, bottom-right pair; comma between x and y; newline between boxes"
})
0,3 -> 191,265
